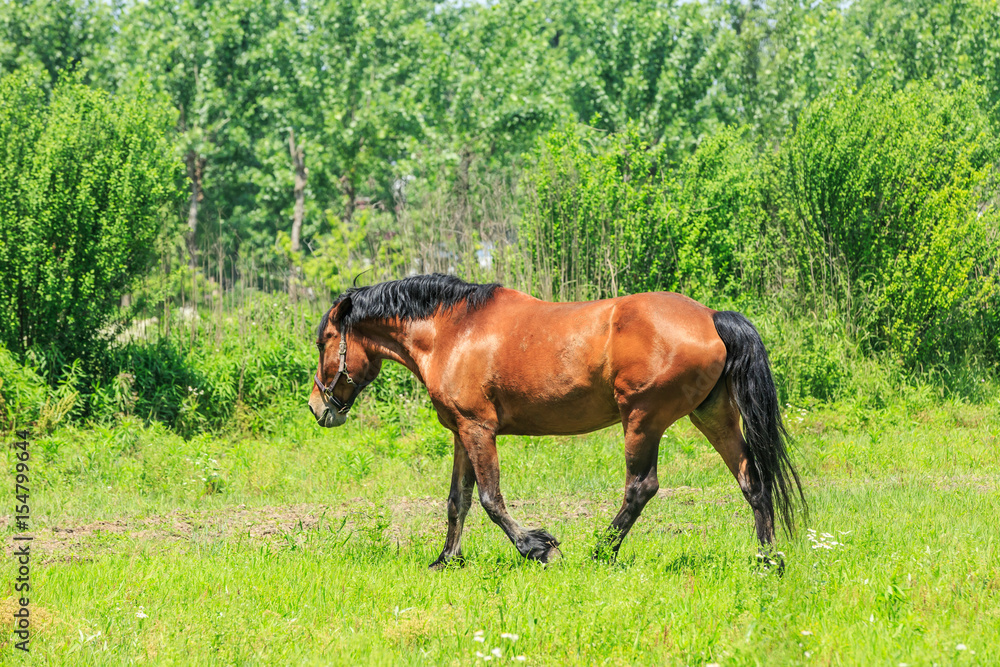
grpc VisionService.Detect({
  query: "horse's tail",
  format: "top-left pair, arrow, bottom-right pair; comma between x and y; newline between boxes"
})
712,310 -> 806,535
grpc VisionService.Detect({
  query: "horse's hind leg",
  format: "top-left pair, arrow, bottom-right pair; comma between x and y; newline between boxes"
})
430,433 -> 476,569
689,380 -> 776,548
597,420 -> 662,558
459,422 -> 560,563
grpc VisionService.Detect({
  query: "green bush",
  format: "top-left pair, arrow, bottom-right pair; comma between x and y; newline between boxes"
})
2,282 -> 447,438
0,345 -> 45,431
667,127 -> 773,299
0,70 -> 179,365
0,344 -> 86,434
772,81 -> 1000,364
97,295 -> 317,435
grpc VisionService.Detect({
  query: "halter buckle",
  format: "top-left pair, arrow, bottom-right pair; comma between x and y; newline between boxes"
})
315,331 -> 368,414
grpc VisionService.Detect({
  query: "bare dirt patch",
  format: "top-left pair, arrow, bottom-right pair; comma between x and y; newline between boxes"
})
5,503 -> 347,564
4,486 -> 747,564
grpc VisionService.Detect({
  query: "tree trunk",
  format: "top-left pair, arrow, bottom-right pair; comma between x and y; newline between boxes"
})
456,146 -> 473,224
185,151 -> 205,270
288,128 -> 306,253
340,174 -> 355,222
457,146 -> 472,199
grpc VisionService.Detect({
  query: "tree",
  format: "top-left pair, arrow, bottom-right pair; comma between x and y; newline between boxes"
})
288,129 -> 306,254
113,0 -> 227,270
0,0 -> 115,89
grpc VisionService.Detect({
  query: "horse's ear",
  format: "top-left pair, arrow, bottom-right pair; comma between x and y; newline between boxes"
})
331,296 -> 353,325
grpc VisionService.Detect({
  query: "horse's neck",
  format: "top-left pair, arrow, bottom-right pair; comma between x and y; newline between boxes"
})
356,319 -> 436,383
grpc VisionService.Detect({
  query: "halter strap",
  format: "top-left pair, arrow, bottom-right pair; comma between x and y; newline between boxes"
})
314,334 -> 371,414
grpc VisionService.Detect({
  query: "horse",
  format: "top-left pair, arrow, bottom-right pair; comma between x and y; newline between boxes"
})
308,274 -> 804,567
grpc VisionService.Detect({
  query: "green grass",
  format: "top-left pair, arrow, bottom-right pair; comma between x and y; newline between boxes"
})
2,396 -> 999,665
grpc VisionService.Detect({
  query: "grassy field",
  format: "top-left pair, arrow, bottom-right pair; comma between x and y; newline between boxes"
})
2,392 -> 999,665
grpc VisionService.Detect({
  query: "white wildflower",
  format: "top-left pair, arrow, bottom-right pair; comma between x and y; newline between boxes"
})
501,633 -> 519,641
807,529 -> 843,550
135,607 -> 148,619
801,630 -> 813,635
492,648 -> 502,658
957,644 -> 967,651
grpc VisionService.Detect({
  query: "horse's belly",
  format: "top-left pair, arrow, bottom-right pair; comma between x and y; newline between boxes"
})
495,392 -> 620,436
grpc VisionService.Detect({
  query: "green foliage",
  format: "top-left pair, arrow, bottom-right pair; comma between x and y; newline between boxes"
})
0,0 -> 116,88
667,128 -> 772,299
0,345 -> 46,432
772,81 -> 1000,363
0,70 -> 179,364
4,0 -> 1000,272
299,208 -> 401,297
546,0 -> 734,151
522,124 -> 674,301
523,124 -> 776,302
106,295 -> 315,436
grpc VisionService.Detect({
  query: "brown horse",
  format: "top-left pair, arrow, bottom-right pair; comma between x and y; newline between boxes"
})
308,274 -> 804,567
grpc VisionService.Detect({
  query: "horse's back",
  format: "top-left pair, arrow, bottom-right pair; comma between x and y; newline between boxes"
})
612,291 -> 723,353
479,288 -> 724,379
494,288 -> 722,351
503,288 -> 727,410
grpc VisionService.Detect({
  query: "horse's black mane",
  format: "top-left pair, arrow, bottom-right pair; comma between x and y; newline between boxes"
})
318,273 -> 502,336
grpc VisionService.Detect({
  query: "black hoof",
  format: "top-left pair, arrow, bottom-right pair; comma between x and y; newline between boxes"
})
541,544 -> 564,564
429,552 -> 464,570
518,529 -> 560,562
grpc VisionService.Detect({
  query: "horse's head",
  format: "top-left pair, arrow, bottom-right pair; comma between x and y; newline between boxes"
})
309,297 -> 381,427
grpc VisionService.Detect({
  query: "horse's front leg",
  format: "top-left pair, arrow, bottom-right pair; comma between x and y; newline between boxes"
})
430,433 -> 476,569
460,422 -> 560,563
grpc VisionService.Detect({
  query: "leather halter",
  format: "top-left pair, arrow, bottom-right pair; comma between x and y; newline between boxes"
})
314,334 -> 370,414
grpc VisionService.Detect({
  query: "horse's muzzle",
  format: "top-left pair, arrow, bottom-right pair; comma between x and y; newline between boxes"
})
308,395 -> 347,428
316,408 -> 347,428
